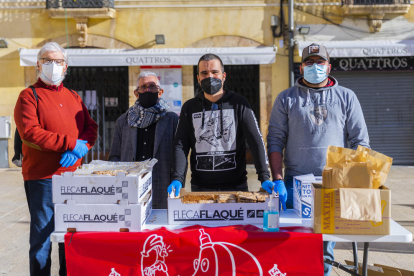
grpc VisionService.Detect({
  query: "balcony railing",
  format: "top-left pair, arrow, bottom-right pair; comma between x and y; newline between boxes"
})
46,0 -> 114,9
342,0 -> 410,4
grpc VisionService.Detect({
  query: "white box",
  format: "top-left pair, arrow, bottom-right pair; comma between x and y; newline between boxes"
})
52,171 -> 152,204
54,194 -> 152,232
167,190 -> 278,225
293,174 -> 320,218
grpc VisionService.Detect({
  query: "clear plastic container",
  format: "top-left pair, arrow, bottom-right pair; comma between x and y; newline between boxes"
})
263,196 -> 279,232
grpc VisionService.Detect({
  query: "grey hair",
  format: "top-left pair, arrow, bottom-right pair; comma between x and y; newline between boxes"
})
37,42 -> 68,63
136,71 -> 161,88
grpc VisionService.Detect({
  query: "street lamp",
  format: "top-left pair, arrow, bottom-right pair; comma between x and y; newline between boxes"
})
0,38 -> 8,48
298,26 -> 311,35
155,35 -> 165,45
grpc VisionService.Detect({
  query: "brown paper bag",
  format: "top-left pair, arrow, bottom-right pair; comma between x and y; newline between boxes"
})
322,167 -> 332,189
331,161 -> 373,189
356,146 -> 393,189
340,188 -> 382,222
326,146 -> 357,166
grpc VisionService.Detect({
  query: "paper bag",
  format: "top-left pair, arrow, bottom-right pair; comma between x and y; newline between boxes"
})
322,167 -> 332,189
326,146 -> 357,166
340,188 -> 382,222
356,146 -> 393,189
331,161 -> 373,189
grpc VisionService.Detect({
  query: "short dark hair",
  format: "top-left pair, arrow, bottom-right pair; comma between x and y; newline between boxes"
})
197,53 -> 225,74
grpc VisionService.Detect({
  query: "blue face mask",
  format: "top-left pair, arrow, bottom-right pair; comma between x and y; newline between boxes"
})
303,64 -> 329,84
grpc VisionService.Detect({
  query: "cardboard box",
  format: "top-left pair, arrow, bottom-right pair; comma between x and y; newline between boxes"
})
311,184 -> 391,235
52,171 -> 152,204
293,174 -> 317,218
345,261 -> 414,276
54,193 -> 152,232
167,189 -> 277,225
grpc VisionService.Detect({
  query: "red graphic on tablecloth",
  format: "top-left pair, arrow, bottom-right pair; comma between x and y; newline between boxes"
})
269,264 -> 287,276
109,268 -> 120,276
141,234 -> 171,276
65,225 -> 323,276
192,229 -> 264,276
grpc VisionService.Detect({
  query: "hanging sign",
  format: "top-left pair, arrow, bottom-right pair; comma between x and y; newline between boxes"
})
331,56 -> 414,71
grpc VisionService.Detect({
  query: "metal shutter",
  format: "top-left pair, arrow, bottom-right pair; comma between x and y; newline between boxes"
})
331,71 -> 414,165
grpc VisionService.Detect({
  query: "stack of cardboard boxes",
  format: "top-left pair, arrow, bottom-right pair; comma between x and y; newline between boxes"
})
52,170 -> 153,232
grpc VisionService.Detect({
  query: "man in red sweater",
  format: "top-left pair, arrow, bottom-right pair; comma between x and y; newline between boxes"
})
14,42 -> 98,276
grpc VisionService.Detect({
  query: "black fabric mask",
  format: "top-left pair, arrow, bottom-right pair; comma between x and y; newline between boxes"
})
200,77 -> 223,95
139,92 -> 159,108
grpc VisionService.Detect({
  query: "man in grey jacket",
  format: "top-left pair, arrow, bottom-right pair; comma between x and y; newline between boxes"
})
109,71 -> 179,209
267,43 -> 370,275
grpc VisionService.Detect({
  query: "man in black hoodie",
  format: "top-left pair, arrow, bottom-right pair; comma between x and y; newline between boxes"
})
168,54 -> 272,195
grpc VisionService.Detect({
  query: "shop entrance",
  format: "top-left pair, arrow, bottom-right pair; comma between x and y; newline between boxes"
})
63,67 -> 129,162
331,71 -> 414,165
193,65 -> 260,164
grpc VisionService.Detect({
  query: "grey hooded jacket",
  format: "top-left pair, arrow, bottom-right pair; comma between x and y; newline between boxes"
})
267,76 -> 370,177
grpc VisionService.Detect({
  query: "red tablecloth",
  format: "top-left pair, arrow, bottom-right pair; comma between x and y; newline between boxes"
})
65,225 -> 323,276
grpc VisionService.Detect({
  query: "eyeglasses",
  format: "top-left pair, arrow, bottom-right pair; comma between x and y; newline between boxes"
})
136,84 -> 160,93
304,59 -> 327,66
40,58 -> 66,66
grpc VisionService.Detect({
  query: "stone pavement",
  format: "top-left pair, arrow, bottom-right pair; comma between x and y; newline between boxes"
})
0,166 -> 413,275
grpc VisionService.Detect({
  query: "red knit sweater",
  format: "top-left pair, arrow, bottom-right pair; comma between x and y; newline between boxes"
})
14,79 -> 98,180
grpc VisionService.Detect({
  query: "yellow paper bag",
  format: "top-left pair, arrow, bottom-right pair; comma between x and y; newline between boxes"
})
331,161 -> 373,189
340,188 -> 382,222
322,167 -> 332,189
356,146 -> 393,189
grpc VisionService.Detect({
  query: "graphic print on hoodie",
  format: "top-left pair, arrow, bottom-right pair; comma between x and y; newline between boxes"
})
172,90 -> 270,189
193,109 -> 236,171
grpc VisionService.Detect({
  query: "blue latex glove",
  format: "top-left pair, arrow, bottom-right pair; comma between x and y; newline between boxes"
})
273,180 -> 287,211
167,180 -> 182,197
60,150 -> 79,168
72,140 -> 89,159
261,180 -> 275,194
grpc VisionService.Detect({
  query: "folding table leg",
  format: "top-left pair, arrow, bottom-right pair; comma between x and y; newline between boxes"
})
362,242 -> 370,276
352,242 -> 358,273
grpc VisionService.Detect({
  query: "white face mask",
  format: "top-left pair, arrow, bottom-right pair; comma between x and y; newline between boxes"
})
40,63 -> 65,85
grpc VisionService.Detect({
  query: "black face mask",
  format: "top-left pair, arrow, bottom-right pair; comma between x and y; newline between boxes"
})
200,77 -> 223,95
139,92 -> 159,108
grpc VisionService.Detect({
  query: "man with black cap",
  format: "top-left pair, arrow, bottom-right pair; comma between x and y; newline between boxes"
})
169,54 -> 274,200
267,43 -> 370,275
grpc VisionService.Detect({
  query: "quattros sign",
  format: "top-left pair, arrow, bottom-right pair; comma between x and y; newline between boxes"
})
19,47 -> 277,67
331,56 -> 414,71
362,47 -> 409,56
297,40 -> 414,59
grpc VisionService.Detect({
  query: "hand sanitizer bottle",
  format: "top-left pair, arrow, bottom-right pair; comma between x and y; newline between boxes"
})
264,195 -> 279,232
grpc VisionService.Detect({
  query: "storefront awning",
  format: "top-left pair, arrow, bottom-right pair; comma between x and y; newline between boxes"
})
298,40 -> 414,58
19,47 -> 277,67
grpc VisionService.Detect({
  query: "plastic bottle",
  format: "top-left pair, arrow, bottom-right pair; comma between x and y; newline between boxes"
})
263,195 -> 279,232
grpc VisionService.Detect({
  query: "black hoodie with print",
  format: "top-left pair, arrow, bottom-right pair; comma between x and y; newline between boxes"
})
172,90 -> 270,190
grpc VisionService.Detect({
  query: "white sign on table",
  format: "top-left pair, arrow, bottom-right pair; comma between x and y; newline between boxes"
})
140,66 -> 182,115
